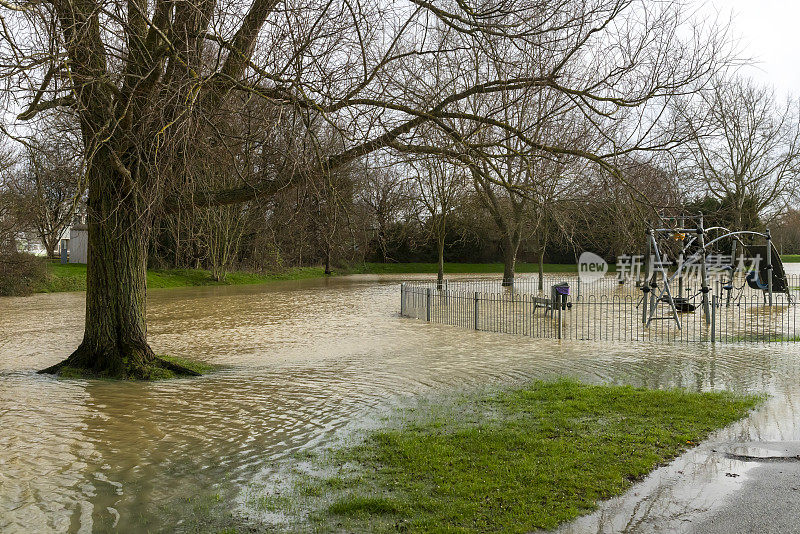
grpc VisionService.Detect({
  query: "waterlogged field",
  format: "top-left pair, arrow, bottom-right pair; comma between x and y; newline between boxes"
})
0,273 -> 799,532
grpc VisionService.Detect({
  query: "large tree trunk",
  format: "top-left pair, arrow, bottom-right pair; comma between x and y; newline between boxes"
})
42,234 -> 58,259
502,237 -> 519,287
40,155 -> 195,378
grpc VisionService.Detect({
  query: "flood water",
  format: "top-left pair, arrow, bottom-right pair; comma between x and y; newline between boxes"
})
1,272 -> 800,532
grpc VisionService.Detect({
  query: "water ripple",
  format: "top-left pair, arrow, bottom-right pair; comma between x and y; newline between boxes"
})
1,275 -> 800,531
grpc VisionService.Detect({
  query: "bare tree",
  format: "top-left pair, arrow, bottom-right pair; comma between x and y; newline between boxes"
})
0,147 -> 18,252
466,85 -> 588,286
6,130 -> 83,257
772,209 -> 800,255
358,162 -> 416,263
678,77 -> 800,230
409,155 -> 466,286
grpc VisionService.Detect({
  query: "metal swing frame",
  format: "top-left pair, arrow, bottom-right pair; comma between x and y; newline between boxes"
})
641,213 -> 782,330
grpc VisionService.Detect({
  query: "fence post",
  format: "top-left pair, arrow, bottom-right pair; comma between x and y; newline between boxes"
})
557,295 -> 563,339
766,229 -> 773,306
711,294 -> 717,343
576,278 -> 581,302
474,292 -> 479,330
400,282 -> 405,317
426,288 -> 431,322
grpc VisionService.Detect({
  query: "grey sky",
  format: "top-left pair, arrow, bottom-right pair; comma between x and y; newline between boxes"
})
703,0 -> 799,97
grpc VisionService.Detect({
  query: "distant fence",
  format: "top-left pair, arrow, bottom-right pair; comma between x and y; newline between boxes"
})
400,275 -> 800,343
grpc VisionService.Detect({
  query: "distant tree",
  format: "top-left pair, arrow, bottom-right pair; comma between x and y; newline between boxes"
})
7,131 -> 83,257
772,209 -> 800,255
569,159 -> 684,261
679,77 -> 800,230
409,155 -> 467,286
0,149 -> 18,252
358,164 -> 416,263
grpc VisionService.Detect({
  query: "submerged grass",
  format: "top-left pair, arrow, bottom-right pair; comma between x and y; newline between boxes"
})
55,354 -> 218,380
295,380 -> 757,533
158,354 -> 217,375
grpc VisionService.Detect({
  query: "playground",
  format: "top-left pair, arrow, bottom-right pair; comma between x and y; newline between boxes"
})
402,213 -> 799,343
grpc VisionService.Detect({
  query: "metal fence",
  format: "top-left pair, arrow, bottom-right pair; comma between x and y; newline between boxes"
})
400,274 -> 800,343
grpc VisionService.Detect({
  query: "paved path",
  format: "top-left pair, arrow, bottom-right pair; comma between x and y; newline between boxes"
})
691,441 -> 800,534
557,437 -> 800,533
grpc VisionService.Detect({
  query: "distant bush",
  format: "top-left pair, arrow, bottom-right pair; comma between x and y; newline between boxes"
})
0,252 -> 48,296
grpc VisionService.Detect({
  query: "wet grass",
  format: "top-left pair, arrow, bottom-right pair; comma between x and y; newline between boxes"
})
34,263 -> 329,293
158,354 -> 217,375
31,261 -> 589,294
22,255 -> 798,295
293,380 -> 757,533
55,354 -> 218,380
351,261 -> 586,274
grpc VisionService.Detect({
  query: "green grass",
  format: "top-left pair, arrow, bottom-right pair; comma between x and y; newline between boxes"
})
303,380 -> 757,533
25,255 -> 795,295
158,354 -> 217,375
35,262 -> 90,292
31,261 -> 589,294
55,354 -> 218,380
350,261 -> 583,274
34,263 -> 329,293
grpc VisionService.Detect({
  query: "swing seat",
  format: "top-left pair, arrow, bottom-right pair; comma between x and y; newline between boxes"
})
746,271 -> 768,291
659,296 -> 696,313
673,297 -> 696,313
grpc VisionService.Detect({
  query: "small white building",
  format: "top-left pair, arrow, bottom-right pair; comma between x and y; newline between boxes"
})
68,224 -> 88,263
15,228 -> 71,257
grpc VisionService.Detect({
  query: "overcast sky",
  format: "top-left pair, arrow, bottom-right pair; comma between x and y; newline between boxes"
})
701,0 -> 799,97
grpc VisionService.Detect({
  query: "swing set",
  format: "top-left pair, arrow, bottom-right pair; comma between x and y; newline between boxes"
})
639,212 -> 791,330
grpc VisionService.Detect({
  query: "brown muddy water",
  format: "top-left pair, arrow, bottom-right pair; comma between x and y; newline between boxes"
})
1,273 -> 800,533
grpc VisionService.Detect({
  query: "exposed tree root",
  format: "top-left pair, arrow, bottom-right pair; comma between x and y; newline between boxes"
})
39,346 -> 202,379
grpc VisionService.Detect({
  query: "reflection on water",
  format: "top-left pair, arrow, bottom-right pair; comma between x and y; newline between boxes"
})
1,273 -> 800,532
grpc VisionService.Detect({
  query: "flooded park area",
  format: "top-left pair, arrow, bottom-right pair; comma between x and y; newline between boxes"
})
2,271 -> 800,532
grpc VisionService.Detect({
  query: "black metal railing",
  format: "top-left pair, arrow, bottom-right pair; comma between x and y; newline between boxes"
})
400,274 -> 800,343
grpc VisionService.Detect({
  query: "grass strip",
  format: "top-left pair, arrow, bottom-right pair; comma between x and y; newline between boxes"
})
305,380 -> 757,533
34,263 -> 329,293
35,262 -> 586,294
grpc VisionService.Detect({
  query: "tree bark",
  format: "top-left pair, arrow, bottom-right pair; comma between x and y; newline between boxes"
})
502,236 -> 519,287
43,235 -> 57,259
538,248 -> 545,291
39,154 -> 191,377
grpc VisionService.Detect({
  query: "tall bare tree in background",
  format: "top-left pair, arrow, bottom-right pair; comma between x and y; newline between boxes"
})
6,127 -> 84,257
679,77 -> 800,230
358,162 -> 416,263
409,154 -> 466,286
0,147 -> 17,251
1,0 -> 733,376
